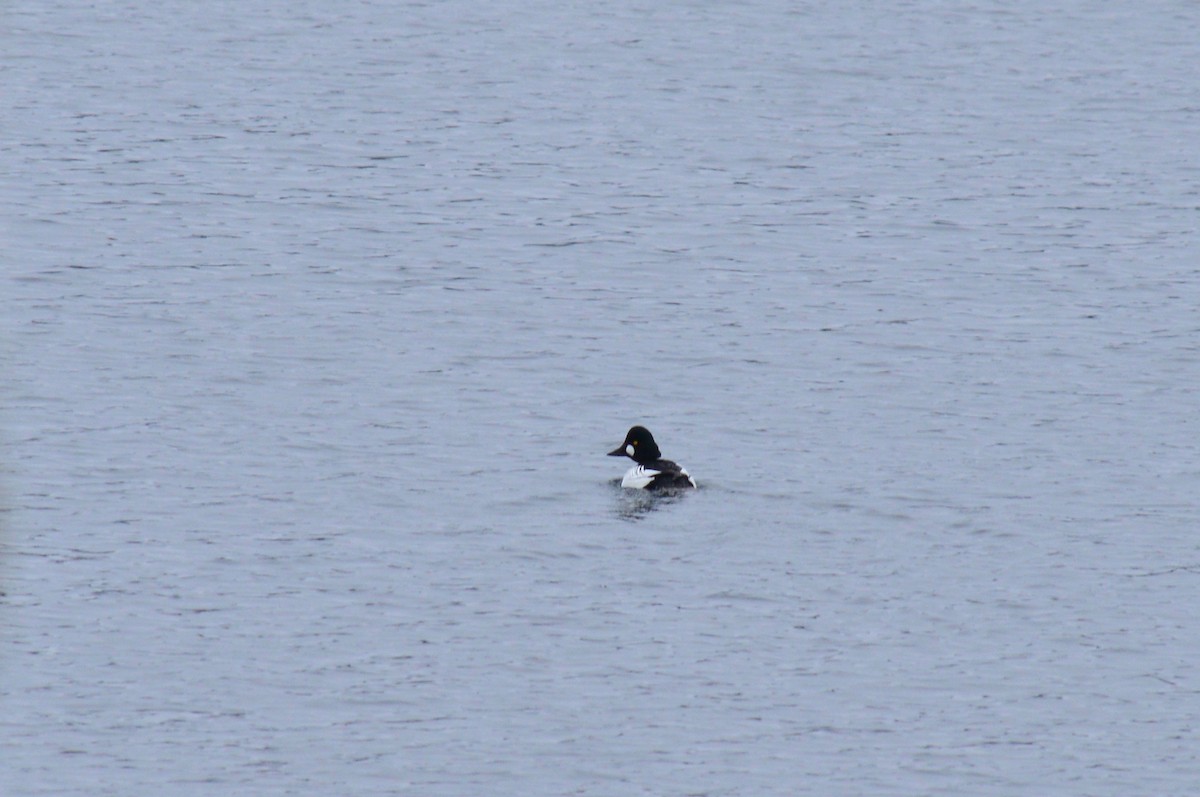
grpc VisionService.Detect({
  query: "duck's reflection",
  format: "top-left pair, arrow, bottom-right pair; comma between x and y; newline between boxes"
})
611,481 -> 691,521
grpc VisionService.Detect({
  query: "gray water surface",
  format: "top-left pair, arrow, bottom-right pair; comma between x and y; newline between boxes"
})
4,1 -> 1200,795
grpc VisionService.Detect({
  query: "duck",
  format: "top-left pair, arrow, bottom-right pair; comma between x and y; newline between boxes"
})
607,426 -> 697,490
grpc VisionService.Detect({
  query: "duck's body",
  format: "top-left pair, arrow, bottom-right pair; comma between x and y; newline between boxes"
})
617,460 -> 697,490
608,426 -> 697,491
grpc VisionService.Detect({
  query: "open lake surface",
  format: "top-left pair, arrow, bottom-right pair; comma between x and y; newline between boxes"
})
4,1 -> 1199,794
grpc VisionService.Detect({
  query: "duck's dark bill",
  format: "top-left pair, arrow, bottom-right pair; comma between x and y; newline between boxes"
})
607,446 -> 626,457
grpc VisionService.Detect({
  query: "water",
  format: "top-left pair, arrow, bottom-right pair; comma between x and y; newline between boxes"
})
4,1 -> 1200,794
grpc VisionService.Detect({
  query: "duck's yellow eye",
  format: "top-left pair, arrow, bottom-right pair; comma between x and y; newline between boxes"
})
631,440 -> 637,446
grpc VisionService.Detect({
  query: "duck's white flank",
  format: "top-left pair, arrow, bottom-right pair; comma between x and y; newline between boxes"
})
621,465 -> 662,489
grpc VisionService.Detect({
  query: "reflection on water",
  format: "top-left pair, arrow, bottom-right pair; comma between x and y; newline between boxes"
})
611,481 -> 693,522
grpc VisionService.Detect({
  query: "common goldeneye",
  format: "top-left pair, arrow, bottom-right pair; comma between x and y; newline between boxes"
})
607,426 -> 697,490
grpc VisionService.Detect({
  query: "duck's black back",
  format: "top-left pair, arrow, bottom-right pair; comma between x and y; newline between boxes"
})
645,458 -> 697,490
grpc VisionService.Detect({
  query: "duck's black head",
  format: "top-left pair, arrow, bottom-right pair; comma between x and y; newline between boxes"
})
607,425 -> 662,464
